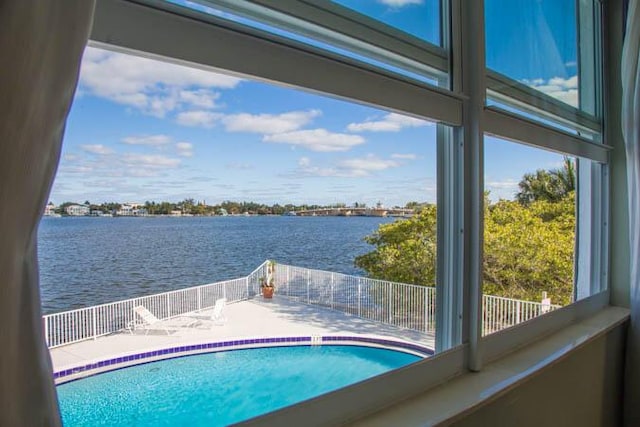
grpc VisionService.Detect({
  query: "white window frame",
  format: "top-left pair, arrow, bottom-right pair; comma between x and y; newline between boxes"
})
88,0 -> 612,422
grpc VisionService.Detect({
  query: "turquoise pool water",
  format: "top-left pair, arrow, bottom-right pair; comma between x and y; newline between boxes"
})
57,345 -> 420,426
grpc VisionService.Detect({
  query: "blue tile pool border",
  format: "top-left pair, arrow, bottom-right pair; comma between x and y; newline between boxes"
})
53,336 -> 433,383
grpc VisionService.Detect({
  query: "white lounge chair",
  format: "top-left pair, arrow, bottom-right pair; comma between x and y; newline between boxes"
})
130,306 -> 170,335
130,305 -> 199,335
211,298 -> 227,326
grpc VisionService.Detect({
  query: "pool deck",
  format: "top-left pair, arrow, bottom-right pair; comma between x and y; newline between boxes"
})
49,296 -> 435,374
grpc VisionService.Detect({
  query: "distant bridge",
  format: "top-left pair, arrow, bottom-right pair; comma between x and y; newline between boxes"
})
295,207 -> 414,217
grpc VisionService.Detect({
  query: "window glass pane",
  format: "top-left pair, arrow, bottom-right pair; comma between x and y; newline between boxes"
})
332,0 -> 441,46
485,0 -> 599,118
170,0 -> 447,87
486,98 -> 600,141
483,136 -> 577,335
43,47 -> 441,421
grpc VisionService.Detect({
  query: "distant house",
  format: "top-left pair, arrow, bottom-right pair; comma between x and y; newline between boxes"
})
116,204 -> 133,216
116,203 -> 147,216
43,203 -> 57,216
170,210 -> 182,217
65,204 -> 90,216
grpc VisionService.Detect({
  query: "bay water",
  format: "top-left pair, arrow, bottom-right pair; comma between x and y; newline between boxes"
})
38,216 -> 394,314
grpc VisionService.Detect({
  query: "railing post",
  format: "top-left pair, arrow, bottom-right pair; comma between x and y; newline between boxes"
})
358,279 -> 361,317
286,265 -> 290,297
197,286 -> 202,311
388,282 -> 392,323
331,273 -> 334,310
246,276 -> 250,299
44,317 -> 49,347
167,294 -> 171,319
424,288 -> 429,333
307,270 -> 310,304
92,307 -> 97,340
541,291 -> 551,314
516,301 -> 522,324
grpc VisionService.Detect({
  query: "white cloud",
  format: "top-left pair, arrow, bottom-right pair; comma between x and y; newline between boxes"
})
222,110 -> 321,134
121,135 -> 172,146
79,47 -> 240,117
298,157 -> 311,167
297,154 -> 401,178
391,153 -> 417,160
296,164 -> 343,178
378,0 -> 423,7
347,112 -> 429,132
122,154 -> 182,168
179,90 -> 220,109
338,155 -> 400,173
80,144 -> 113,155
59,135 -> 194,184
176,142 -> 194,157
226,162 -> 254,170
176,110 -> 221,128
62,153 -> 180,177
522,75 -> 579,108
264,129 -> 365,152
60,165 -> 93,174
485,179 -> 520,202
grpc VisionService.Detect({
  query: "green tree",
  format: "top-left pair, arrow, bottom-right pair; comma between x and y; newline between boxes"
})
484,193 -> 575,305
516,157 -> 575,205
354,204 -> 437,286
356,192 -> 575,305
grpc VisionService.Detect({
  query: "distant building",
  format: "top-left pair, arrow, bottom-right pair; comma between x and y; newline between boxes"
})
170,210 -> 182,217
65,204 -> 90,216
116,203 -> 147,216
44,203 -> 57,216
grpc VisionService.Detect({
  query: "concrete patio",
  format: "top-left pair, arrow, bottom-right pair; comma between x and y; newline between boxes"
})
50,296 -> 435,374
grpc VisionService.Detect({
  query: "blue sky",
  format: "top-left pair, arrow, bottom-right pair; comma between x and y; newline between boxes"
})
50,0 -> 579,207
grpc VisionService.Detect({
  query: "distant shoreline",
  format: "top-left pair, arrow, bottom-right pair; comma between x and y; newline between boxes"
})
42,213 -> 409,219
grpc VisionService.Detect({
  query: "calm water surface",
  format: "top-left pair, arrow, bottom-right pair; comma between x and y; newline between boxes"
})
38,216 -> 394,313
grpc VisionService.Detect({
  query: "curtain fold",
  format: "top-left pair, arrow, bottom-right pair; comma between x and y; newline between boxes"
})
623,0 -> 640,425
0,2 -> 95,425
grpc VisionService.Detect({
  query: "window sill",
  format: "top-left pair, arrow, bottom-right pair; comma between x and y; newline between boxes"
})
349,305 -> 629,427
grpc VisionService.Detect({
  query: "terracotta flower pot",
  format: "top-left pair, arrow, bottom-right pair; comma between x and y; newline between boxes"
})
262,286 -> 274,298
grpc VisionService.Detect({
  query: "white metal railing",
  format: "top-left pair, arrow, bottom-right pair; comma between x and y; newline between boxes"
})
271,263 -> 560,336
272,263 -> 437,334
482,294 -> 558,335
42,269 -> 261,348
43,260 -> 560,348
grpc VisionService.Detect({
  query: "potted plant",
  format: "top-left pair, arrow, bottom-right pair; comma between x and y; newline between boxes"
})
260,260 -> 276,298
260,276 -> 275,298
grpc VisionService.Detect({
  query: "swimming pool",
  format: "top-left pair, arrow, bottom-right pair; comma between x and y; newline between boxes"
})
57,345 -> 420,426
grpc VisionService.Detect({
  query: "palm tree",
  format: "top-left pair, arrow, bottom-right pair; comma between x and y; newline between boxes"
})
516,157 -> 575,205
554,157 -> 576,194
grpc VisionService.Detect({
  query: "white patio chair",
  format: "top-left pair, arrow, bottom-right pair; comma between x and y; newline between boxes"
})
130,305 -> 171,335
211,298 -> 227,326
130,305 -> 199,335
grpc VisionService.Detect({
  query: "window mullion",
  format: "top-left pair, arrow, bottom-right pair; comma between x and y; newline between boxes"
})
435,0 -> 462,353
436,125 -> 463,352
459,0 -> 486,372
576,161 -> 609,300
